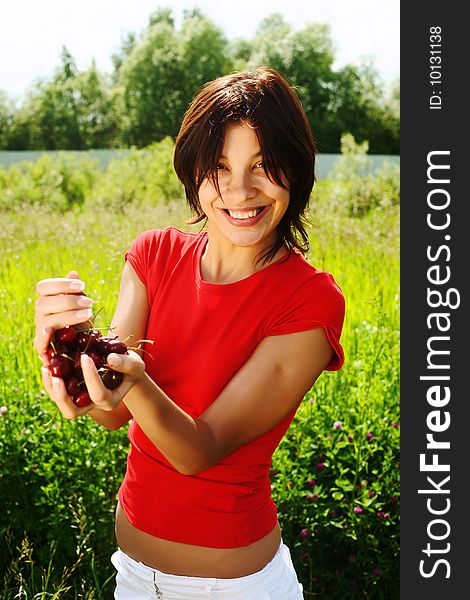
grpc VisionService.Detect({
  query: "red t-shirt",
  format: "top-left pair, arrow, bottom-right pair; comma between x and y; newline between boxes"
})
118,227 -> 345,548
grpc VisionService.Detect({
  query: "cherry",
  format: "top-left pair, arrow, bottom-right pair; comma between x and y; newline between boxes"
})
46,309 -> 152,409
71,351 -> 83,372
94,337 -> 129,361
73,390 -> 92,407
88,351 -> 104,369
46,341 -> 68,360
100,369 -> 124,390
56,325 -> 78,345
65,375 -> 84,397
50,355 -> 72,379
108,340 -> 128,354
77,330 -> 101,352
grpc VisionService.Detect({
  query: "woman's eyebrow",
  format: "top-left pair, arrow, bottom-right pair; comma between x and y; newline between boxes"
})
219,151 -> 263,160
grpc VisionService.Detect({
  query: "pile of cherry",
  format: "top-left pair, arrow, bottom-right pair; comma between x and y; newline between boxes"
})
47,325 -> 128,407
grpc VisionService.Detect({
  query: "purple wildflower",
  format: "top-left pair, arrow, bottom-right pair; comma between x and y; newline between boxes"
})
353,506 -> 363,515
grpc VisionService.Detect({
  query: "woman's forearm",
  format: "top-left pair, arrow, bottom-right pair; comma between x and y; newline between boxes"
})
88,401 -> 132,431
123,374 -> 218,475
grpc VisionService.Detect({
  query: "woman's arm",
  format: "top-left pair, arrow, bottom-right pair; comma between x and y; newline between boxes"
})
78,262 -> 334,474
38,262 -> 334,470
121,326 -> 332,475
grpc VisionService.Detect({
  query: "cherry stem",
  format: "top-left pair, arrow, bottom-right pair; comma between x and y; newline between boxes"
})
127,339 -> 156,359
91,306 -> 105,322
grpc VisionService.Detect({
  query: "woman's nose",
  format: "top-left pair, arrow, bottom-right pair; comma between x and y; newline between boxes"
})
224,172 -> 257,203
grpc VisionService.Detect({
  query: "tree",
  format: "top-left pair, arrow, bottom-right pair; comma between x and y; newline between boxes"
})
327,63 -> 398,153
2,10 -> 398,152
0,90 -> 13,148
242,14 -> 399,153
118,19 -> 184,146
179,11 -> 234,103
118,9 -> 234,147
111,32 -> 138,82
74,62 -> 120,148
245,16 -> 339,151
5,48 -> 119,149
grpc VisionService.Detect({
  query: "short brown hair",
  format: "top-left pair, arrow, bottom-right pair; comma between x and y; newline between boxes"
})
173,66 -> 317,262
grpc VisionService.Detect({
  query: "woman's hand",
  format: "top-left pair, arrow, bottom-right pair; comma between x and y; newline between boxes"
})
41,349 -> 145,419
34,270 -> 94,366
34,270 -> 145,419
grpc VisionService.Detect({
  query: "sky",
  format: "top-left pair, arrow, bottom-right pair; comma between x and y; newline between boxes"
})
0,0 -> 399,104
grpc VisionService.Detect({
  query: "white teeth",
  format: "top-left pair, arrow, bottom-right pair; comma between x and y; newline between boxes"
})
227,208 -> 262,219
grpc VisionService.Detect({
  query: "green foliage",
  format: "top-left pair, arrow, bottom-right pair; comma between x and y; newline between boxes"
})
0,138 -> 183,213
0,160 -> 399,597
86,138 -> 184,210
0,135 -> 399,220
4,48 -> 119,150
326,133 -> 400,217
0,90 -> 13,148
111,33 -> 138,81
328,64 -> 400,154
0,9 -> 399,153
118,11 -> 234,146
0,153 -> 97,211
272,303 -> 399,598
241,15 -> 399,154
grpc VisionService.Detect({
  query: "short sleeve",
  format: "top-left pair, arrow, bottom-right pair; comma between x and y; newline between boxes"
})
263,272 -> 345,371
124,229 -> 166,304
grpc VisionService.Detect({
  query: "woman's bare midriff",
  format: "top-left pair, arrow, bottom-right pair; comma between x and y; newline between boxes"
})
115,501 -> 282,578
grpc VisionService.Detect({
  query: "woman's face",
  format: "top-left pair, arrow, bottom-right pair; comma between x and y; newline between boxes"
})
198,122 -> 290,251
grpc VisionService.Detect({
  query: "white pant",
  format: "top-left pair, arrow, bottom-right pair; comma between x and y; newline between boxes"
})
111,541 -> 304,599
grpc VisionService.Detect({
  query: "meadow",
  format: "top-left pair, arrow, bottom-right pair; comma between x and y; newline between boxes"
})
0,144 -> 399,599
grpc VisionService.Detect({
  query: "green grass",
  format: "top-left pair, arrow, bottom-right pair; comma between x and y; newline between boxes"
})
0,185 -> 399,599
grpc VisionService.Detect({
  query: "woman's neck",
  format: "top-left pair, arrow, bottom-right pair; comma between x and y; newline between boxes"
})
200,234 -> 286,285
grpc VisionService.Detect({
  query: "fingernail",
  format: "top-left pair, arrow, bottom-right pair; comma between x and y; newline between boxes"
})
69,280 -> 85,291
77,296 -> 94,307
75,308 -> 93,319
81,353 -> 91,367
108,354 -> 121,367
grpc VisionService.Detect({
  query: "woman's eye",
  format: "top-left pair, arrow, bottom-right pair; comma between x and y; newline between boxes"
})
216,163 -> 226,170
254,162 -> 265,170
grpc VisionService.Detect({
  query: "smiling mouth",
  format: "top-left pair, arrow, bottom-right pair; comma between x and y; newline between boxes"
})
222,207 -> 266,220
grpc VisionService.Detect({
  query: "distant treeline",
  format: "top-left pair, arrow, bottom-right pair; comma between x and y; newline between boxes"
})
0,8 -> 399,154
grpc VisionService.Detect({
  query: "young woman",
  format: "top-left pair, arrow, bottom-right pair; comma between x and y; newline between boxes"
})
34,67 -> 345,599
